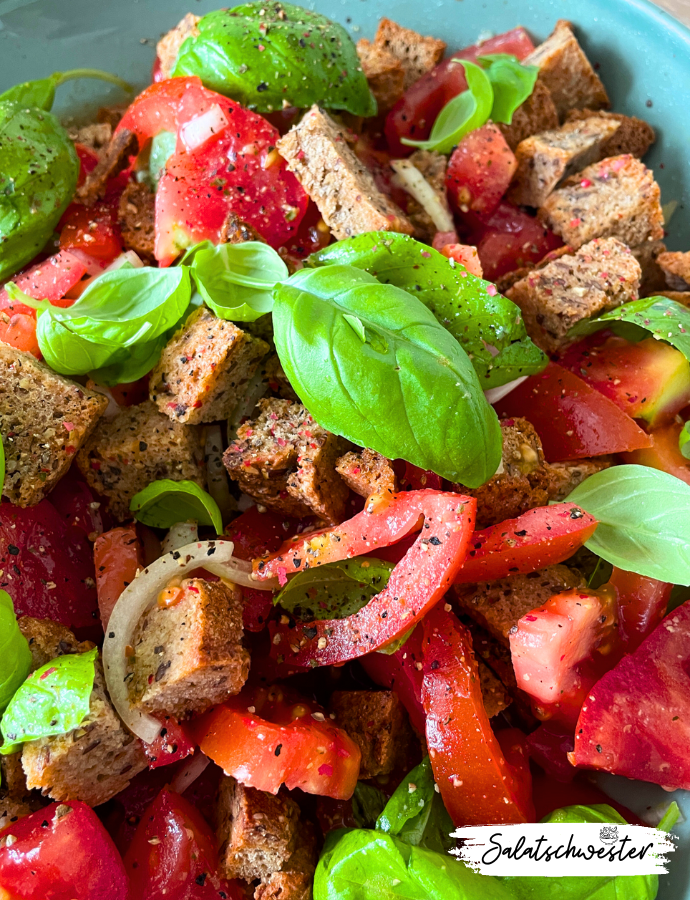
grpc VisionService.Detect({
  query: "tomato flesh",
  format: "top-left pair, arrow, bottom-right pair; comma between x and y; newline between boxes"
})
94,523 -> 143,629
142,716 -> 196,769
611,567 -> 672,653
623,420 -> 690,485
360,625 -> 427,733
446,123 -> 517,219
439,242 -> 483,277
0,249 -> 87,314
59,201 -> 123,264
470,202 -> 563,282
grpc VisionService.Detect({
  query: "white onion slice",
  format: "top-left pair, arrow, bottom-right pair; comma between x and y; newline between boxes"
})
205,424 -> 237,521
162,521 -> 199,554
103,539 -> 278,742
170,751 -> 211,795
390,159 -> 455,233
484,376 -> 528,406
180,105 -> 229,152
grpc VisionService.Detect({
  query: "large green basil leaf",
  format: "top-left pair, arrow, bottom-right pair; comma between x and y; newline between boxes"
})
0,647 -> 97,755
171,3 -> 376,116
0,591 -> 31,714
0,101 -> 79,282
310,233 -> 546,388
273,264 -> 502,486
89,333 -> 171,386
352,783 -> 388,829
130,479 -> 223,534
565,464 -> 690,585
0,69 -> 131,111
479,54 -> 539,125
274,558 -> 394,620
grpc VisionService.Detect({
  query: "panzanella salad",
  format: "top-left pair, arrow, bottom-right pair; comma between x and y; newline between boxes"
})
0,4 -> 688,898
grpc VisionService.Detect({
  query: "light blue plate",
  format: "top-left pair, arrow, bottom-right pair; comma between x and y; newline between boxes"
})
0,0 -> 688,894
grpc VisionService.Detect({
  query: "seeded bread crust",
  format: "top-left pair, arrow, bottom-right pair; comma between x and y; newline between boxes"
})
478,660 -> 512,719
254,822 -> 317,900
336,448 -> 397,499
657,250 -> 690,292
77,127 -> 138,206
118,179 -> 155,261
547,458 -> 613,502
632,239 -> 668,297
156,12 -> 201,79
0,345 -> 107,507
498,79 -> 559,151
565,108 -> 655,159
18,616 -> 87,671
356,38 -> 405,114
372,18 -> 446,89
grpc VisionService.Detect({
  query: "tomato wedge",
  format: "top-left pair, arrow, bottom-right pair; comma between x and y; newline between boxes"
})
263,491 -> 476,666
610,567 -> 672,653
0,249 -> 87,313
454,503 -> 598,583
360,625 -> 426,733
94,523 -> 143,629
422,607 -> 534,826
623,420 -> 690,485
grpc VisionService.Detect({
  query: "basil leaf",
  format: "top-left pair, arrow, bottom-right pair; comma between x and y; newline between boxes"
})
352,782 -> 388,829
171,3 -> 376,117
0,69 -> 131,112
565,464 -> 690,585
402,61 -> 493,153
0,647 -> 97,755
130,479 -> 223,534
657,801 -> 681,833
679,422 -> 690,459
190,241 -> 288,322
273,265 -> 502,486
0,591 -> 31,713
0,101 -> 79,282
149,130 -> 176,191
479,54 -> 539,125
310,233 -> 547,388
275,558 -> 394,620
89,333 -> 171,387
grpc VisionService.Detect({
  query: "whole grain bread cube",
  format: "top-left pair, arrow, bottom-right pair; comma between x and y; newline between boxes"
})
547,458 -> 613,502
156,12 -> 201,79
0,796 -> 36,831
0,346 -> 107,508
538,154 -> 664,250
223,398 -> 350,524
1,753 -> 30,801
356,38 -> 405,114
632,239 -> 668,296
76,400 -> 204,521
254,822 -> 317,900
18,616 -> 87,671
216,776 -> 300,881
498,79 -> 559,151
129,578 -> 249,719
77,127 -> 138,206
524,20 -> 609,120
277,106 -> 413,241
506,237 -> 641,353
68,121 -> 113,157
118,179 -> 155,261
402,149 -> 452,243
149,306 -> 270,425
494,243 -> 575,295
455,565 -> 585,645
657,250 -> 690,292
508,117 -> 620,208
223,212 -> 267,245
565,109 -> 655,159
336,448 -> 397,500
328,690 -> 414,779
371,18 -> 446,89
478,659 -> 512,719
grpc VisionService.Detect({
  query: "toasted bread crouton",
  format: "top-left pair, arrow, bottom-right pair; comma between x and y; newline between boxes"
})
565,109 -> 655,159
149,307 -> 270,425
356,38 -> 405,113
68,121 -> 113,157
0,796 -> 36,830
656,290 -> 690,305
277,106 -> 413,241
77,128 -> 138,206
18,616 -> 87,671
129,579 -> 249,720
538,155 -> 664,250
547,458 -> 613,502
157,12 -> 201,79
216,776 -> 300,881
524,20 -> 608,120
77,400 -> 204,521
401,149 -> 452,243
224,398 -> 350,523
478,660 -> 512,719
498,79 -> 559,151
495,244 -> 575,295
118,180 -> 155,261
657,250 -> 690,292
631,240 -> 667,296
328,690 -> 414,779
223,212 -> 267,245
509,117 -> 620,208
254,822 -> 317,900
372,18 -> 446,89
507,237 -> 641,353
336,448 -> 397,500
21,656 -> 147,807
0,346 -> 107,508
264,355 -> 299,401
455,565 -> 585,645
1,753 -> 30,801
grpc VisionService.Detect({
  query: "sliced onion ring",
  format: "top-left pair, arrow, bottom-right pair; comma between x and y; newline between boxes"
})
170,751 -> 211,795
103,539 -> 278,742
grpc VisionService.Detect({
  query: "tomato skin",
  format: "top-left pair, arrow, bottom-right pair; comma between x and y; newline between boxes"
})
525,722 -> 576,783
496,363 -> 653,461
622,420 -> 690,485
0,313 -> 40,356
446,124 -> 517,219
439,242 -> 483,277
0,249 -> 87,314
455,502 -> 598,584
0,801 -> 129,900
142,717 -> 196,769
360,625 -> 427,733
94,523 -> 143,629
59,201 -> 123,263
610,567 -> 672,653
422,607 -> 534,826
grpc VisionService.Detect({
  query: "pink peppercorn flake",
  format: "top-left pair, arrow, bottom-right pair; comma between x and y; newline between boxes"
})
580,178 -> 593,188
486,284 -> 498,296
277,566 -> 288,587
421,251 -> 431,258
569,218 -> 581,228
63,422 -> 75,432
318,763 -> 334,777
40,667 -> 56,680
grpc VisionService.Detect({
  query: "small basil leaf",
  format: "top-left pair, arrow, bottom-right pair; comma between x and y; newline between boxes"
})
273,264 -> 502,486
352,782 -> 388,829
479,54 -> 539,125
377,757 -> 436,836
565,464 -> 690,585
310,233 -> 547,388
172,3 -> 376,117
657,801 -> 681,833
0,591 -> 31,713
679,422 -> 690,459
275,558 -> 394,620
130,479 -> 223,534
149,130 -> 176,190
89,333 -> 170,387
0,647 -> 97,755
0,68 -> 131,111
190,241 -> 288,322
668,583 -> 690,613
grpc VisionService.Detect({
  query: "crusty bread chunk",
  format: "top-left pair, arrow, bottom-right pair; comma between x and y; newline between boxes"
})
498,79 -> 559,151
455,565 -> 585,645
224,398 -> 350,524
656,290 -> 690,305
277,106 -> 413,241
156,12 -> 200,79
118,180 -> 155,261
565,109 -> 655,159
254,822 -> 317,900
149,307 -> 270,425
129,579 -> 249,720
336,448 -> 397,500
548,458 -> 613,502
524,20 -> 608,119
402,149 -> 452,243
371,18 -> 446,89
657,250 -> 690,292
77,400 -> 204,521
509,116 -> 620,208
77,127 -> 138,206
18,616 -> 86,671
0,346 -> 107,508
356,38 -> 405,114
631,239 -> 667,297
478,660 -> 512,719
507,237 -> 641,353
538,155 -> 664,250
0,796 -> 36,831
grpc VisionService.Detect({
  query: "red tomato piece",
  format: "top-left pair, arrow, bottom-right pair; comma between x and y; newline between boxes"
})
75,142 -> 99,185
446,124 -> 517,219
525,722 -> 577,783
360,625 -> 426,733
0,313 -> 40,356
439,242 -> 483,277
0,801 -> 129,900
399,462 -> 443,491
59,202 -> 123,264
571,600 -> 690,790
471,202 -> 563,282
94,523 -> 143,629
531,768 -> 640,824
142,717 -> 196,769
116,77 -> 195,145
622,420 -> 690,485
48,466 -> 108,540
278,200 -> 331,262
0,249 -> 87,315
191,684 -> 361,799
455,502 -> 598,583
422,607 -> 534,826
495,363 -> 653,461
264,491 -> 476,666
611,567 -> 672,653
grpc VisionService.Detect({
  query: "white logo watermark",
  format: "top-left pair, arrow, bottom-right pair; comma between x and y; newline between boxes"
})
452,824 -> 676,876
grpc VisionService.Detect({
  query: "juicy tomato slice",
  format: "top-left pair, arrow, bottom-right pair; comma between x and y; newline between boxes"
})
439,242 -> 483,277
94,523 -> 143,629
0,313 -> 40,356
525,722 -> 577,783
454,502 -> 598,583
0,249 -> 88,315
422,606 -> 534,826
116,77 -> 197,146
610,567 -> 672,653
264,491 -> 476,666
142,716 -> 196,769
398,462 -> 443,491
495,363 -> 653,461
360,624 -> 426,734
124,787 -> 241,900
622,420 -> 690,485
0,801 -> 129,900
48,466 -> 108,540
75,142 -> 99,185
59,202 -> 123,264
446,123 -> 517,219
191,684 -> 361,799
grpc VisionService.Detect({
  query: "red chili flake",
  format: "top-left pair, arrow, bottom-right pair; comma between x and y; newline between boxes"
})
277,566 -> 288,587
486,284 -> 498,296
40,667 -> 56,680
569,218 -> 581,228
65,445 -> 76,455
90,460 -> 101,470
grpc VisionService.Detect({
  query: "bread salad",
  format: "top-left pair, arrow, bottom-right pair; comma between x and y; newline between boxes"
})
0,3 -> 689,898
